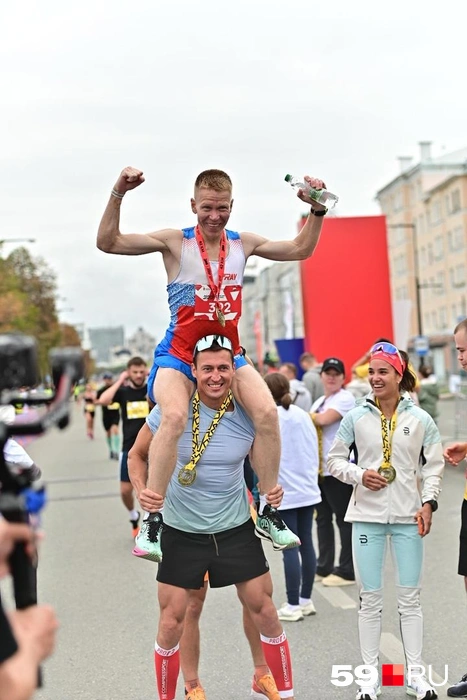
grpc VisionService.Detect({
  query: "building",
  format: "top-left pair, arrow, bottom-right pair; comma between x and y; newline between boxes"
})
239,259 -> 305,367
127,326 -> 157,362
376,142 -> 467,379
88,326 -> 125,365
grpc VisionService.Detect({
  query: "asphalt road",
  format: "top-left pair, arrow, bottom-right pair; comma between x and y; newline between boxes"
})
1,399 -> 467,700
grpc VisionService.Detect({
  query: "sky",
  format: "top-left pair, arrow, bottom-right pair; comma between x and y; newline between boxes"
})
1,0 -> 466,342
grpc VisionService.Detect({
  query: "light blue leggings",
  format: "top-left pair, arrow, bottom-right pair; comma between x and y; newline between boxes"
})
352,522 -> 424,669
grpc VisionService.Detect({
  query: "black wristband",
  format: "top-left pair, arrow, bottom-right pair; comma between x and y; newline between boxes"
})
422,499 -> 438,512
310,206 -> 327,217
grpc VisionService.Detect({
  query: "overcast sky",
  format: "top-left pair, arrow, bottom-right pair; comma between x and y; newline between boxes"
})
1,0 -> 466,342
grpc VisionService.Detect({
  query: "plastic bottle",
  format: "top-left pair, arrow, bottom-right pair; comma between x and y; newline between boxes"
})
284,174 -> 339,209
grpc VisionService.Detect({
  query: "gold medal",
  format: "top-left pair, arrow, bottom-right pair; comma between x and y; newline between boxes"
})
378,464 -> 397,483
216,307 -> 226,326
178,465 -> 197,486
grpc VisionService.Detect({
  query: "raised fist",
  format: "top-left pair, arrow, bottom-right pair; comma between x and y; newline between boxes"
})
114,166 -> 145,194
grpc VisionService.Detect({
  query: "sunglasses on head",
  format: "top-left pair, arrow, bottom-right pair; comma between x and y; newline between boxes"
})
193,334 -> 233,356
370,342 -> 403,363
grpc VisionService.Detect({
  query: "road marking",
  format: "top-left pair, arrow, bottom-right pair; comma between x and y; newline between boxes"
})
316,584 -> 357,609
47,475 -> 116,484
381,632 -> 451,685
49,492 -> 119,502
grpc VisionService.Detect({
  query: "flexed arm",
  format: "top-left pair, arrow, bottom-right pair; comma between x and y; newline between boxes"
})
96,166 -> 178,256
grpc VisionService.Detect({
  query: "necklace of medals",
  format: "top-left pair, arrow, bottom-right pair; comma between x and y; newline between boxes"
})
177,389 -> 233,486
195,224 -> 227,327
376,398 -> 399,483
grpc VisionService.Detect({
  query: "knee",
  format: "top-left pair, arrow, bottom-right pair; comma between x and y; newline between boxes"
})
120,482 -> 132,497
159,607 -> 185,639
396,587 -> 421,613
185,597 -> 204,622
359,589 -> 384,615
159,405 -> 189,437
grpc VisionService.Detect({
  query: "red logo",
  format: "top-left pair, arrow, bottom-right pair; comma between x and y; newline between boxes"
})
382,664 -> 404,686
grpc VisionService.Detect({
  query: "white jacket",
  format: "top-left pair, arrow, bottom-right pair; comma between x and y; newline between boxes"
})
327,392 -> 444,524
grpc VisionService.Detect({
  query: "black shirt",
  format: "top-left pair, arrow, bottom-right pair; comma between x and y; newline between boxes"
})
96,386 -> 121,425
113,384 -> 149,451
0,593 -> 18,664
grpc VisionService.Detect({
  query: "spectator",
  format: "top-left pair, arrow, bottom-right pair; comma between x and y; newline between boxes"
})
278,363 -> 312,411
418,365 -> 439,423
299,353 -> 324,404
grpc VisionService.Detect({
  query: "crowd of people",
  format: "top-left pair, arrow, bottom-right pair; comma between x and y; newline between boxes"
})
1,165 -> 466,700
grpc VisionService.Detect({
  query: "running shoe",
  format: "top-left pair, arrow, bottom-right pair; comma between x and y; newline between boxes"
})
251,673 -> 280,699
356,684 -> 381,700
277,603 -> 304,622
185,687 -> 206,700
447,673 -> 467,697
300,599 -> 317,616
132,512 -> 163,562
406,675 -> 438,699
254,505 -> 300,551
130,512 -> 140,538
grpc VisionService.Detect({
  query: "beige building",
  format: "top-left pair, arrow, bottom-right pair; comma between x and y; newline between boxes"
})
376,142 -> 467,379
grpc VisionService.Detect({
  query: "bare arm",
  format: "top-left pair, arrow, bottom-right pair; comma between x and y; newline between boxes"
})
96,166 -> 181,255
95,372 -> 126,406
311,409 -> 343,427
241,175 -> 327,261
128,424 -> 164,512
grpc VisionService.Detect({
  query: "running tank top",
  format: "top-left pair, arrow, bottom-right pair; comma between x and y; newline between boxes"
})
161,226 -> 245,365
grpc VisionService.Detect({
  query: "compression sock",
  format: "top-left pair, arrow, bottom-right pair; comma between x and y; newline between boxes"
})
154,643 -> 179,700
260,632 -> 294,696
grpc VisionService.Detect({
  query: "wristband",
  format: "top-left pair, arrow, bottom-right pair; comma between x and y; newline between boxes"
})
310,205 -> 327,217
111,189 -> 125,199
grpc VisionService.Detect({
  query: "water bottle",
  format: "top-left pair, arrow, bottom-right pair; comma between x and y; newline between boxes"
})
284,174 -> 339,209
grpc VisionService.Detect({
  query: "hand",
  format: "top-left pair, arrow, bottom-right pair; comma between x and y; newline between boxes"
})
113,166 -> 145,195
414,504 -> 433,537
362,469 -> 388,491
296,175 -> 327,210
9,605 -> 58,663
444,442 -> 467,465
138,488 -> 164,512
118,370 -> 129,384
265,484 -> 284,509
0,520 -> 35,578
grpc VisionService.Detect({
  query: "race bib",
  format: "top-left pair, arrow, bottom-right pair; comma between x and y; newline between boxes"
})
85,405 -> 95,413
108,402 -> 120,411
126,401 -> 149,420
194,284 -> 242,322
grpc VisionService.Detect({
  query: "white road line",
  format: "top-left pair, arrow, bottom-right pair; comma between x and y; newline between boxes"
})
316,583 -> 357,609
380,632 -> 451,685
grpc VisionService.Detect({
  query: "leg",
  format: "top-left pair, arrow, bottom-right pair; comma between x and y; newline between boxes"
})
120,451 -> 139,534
147,368 -> 193,496
324,476 -> 354,580
109,423 -> 120,457
236,573 -> 294,699
315,482 -> 335,577
352,522 -> 386,669
180,584 -> 207,693
278,509 -> 301,605
237,589 -> 280,700
295,506 -> 316,603
155,582 -> 189,700
390,524 -> 424,668
85,412 -> 94,438
233,364 -> 280,493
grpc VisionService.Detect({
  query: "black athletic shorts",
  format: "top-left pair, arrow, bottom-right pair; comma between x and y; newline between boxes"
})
157,518 -> 270,589
119,451 -> 130,483
458,498 -> 467,576
103,415 -> 120,431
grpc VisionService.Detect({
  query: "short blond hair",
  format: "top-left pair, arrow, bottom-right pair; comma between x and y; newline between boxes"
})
454,319 -> 467,335
194,169 -> 232,194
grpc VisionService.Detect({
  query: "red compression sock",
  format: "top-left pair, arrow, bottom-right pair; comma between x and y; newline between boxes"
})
154,643 -> 180,700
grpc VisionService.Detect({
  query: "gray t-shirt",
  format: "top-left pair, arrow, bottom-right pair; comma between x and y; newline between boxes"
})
146,398 -> 255,534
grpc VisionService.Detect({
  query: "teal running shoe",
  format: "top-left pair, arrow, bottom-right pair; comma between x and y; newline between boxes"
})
254,505 -> 300,551
132,512 -> 163,562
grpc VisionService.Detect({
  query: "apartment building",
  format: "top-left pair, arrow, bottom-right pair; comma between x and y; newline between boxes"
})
376,142 -> 467,378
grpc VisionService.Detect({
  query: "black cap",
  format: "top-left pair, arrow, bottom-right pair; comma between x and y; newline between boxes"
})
103,372 -> 113,379
321,357 -> 345,375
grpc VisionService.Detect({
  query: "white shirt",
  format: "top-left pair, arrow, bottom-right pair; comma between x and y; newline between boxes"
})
276,404 -> 321,510
311,389 -> 356,477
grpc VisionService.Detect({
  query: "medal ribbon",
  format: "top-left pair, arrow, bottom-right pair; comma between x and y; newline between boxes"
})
375,398 -> 398,468
195,224 -> 227,317
183,389 -> 233,474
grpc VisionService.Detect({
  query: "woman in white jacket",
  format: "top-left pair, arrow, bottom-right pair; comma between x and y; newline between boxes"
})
264,373 -> 321,622
327,342 -> 444,700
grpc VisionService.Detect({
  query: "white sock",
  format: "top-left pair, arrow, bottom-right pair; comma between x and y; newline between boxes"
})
300,597 -> 311,606
129,509 -> 139,521
259,495 -> 267,513
284,603 -> 301,611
